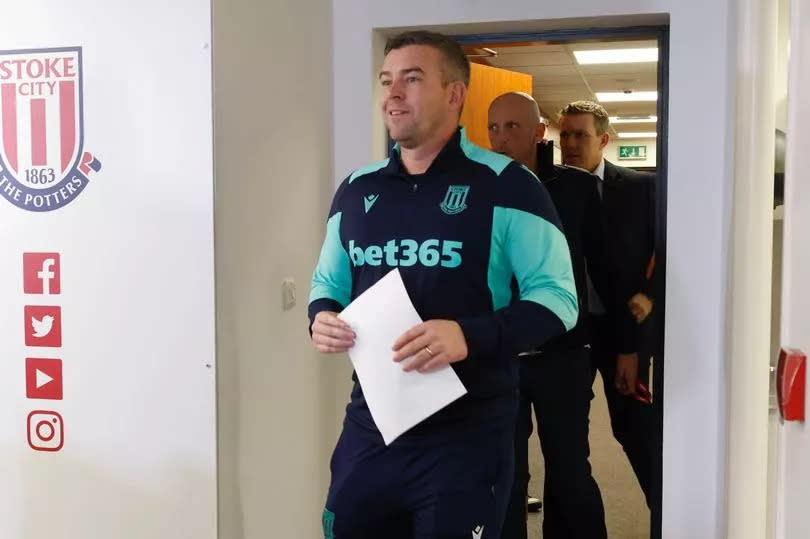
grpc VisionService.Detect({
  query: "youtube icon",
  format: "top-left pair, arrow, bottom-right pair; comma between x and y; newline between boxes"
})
25,358 -> 63,400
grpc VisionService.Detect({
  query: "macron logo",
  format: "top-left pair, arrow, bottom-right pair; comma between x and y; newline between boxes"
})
364,193 -> 379,213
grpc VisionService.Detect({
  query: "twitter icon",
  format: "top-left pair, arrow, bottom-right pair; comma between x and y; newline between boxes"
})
25,306 -> 62,348
32,315 -> 54,337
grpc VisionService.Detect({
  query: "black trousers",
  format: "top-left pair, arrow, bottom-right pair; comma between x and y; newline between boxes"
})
590,313 -> 655,506
501,347 -> 606,539
326,418 -> 513,538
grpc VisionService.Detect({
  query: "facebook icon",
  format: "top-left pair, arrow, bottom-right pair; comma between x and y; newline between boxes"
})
23,253 -> 61,295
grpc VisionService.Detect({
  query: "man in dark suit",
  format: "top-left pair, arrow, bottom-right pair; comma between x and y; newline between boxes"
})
488,92 -> 609,539
558,100 -> 657,506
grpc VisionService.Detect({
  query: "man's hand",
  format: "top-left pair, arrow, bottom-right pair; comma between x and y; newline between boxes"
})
392,320 -> 468,373
310,311 -> 355,353
628,293 -> 653,324
615,353 -> 639,396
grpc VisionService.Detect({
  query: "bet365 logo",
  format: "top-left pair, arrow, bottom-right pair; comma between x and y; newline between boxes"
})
349,239 -> 462,268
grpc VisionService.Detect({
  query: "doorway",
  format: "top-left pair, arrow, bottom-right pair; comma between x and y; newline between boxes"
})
452,26 -> 668,539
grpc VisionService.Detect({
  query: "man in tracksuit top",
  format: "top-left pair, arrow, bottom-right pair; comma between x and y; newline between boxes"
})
488,92 -> 610,539
308,31 -> 578,539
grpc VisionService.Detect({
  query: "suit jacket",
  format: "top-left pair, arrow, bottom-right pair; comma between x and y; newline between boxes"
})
536,161 -> 613,353
600,159 -> 656,353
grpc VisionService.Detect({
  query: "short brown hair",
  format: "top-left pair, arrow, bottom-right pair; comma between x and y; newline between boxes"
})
384,31 -> 470,86
559,100 -> 610,135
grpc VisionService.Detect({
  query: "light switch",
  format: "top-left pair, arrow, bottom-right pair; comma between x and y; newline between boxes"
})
282,279 -> 296,311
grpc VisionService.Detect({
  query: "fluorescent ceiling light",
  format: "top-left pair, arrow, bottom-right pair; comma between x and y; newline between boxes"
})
617,132 -> 657,138
610,116 -> 658,124
466,47 -> 497,59
574,47 -> 658,64
596,91 -> 658,102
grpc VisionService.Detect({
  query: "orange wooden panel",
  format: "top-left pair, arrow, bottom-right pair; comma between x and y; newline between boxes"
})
459,63 -> 533,149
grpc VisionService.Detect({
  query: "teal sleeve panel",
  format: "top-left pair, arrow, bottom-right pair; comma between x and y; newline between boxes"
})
494,206 -> 578,331
309,211 -> 352,307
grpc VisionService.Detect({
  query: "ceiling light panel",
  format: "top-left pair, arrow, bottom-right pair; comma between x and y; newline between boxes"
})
596,91 -> 658,102
609,116 -> 658,124
573,48 -> 658,65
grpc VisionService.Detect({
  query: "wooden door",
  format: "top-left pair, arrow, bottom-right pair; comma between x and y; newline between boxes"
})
459,62 -> 533,149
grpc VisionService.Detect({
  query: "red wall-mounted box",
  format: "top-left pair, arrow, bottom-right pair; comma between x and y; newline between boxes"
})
777,347 -> 806,422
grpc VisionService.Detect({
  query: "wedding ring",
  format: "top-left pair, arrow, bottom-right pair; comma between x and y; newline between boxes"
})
424,346 -> 434,357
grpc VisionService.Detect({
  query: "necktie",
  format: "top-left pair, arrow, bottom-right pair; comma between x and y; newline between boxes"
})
587,177 -> 606,314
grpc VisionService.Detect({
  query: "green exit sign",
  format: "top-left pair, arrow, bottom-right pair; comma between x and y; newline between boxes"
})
618,145 -> 647,160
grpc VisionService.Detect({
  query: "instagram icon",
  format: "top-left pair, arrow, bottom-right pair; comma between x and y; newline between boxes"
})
27,410 -> 64,452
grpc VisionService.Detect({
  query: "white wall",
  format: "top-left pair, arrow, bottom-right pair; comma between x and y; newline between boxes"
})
724,0 -> 777,535
775,0 -> 789,132
768,215 -> 783,539
775,0 -> 810,537
333,3 -> 735,538
768,2 -> 789,538
214,0 -> 340,537
0,2 -> 217,538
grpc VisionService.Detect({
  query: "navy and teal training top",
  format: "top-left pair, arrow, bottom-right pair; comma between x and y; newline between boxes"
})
309,128 -> 578,440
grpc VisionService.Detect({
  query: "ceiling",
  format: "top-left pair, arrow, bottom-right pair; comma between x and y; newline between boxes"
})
464,39 -> 659,137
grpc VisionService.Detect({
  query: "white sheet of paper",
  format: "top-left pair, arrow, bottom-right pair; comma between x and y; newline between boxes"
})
338,268 -> 468,445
